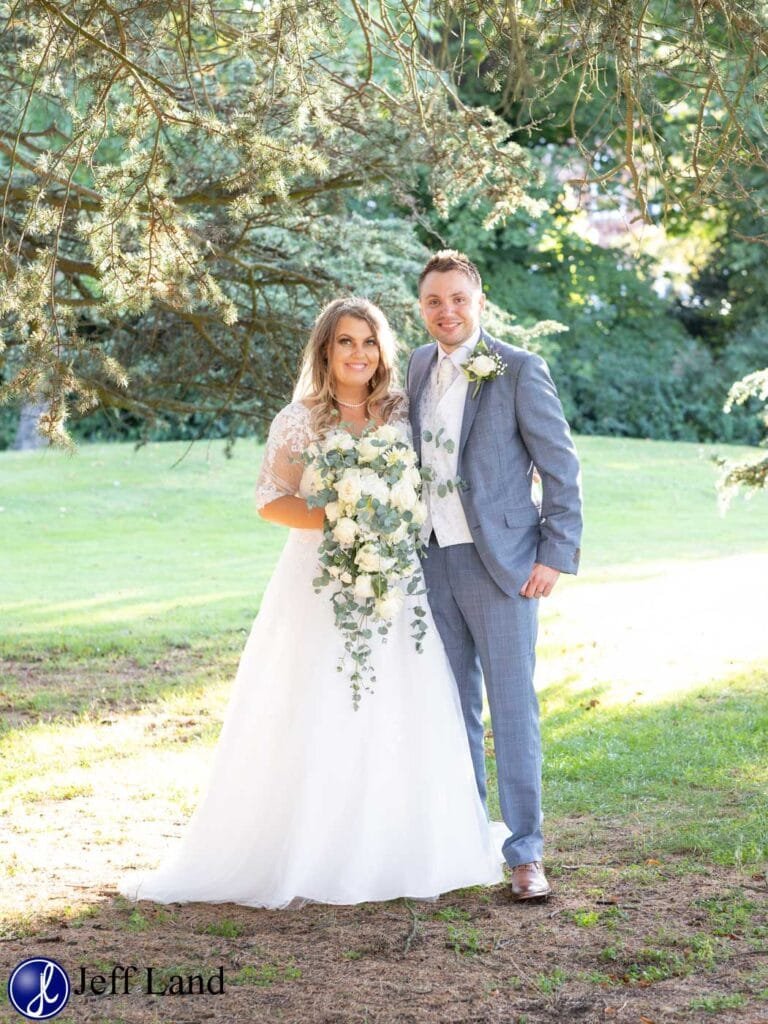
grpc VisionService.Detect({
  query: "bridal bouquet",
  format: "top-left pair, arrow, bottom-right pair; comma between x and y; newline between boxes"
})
302,422 -> 430,709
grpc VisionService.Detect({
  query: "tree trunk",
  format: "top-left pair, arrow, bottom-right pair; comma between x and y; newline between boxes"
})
12,401 -> 48,450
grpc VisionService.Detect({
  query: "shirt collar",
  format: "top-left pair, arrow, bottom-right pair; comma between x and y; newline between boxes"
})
436,328 -> 481,368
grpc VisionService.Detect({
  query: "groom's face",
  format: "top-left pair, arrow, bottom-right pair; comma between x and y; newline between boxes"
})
419,268 -> 485,351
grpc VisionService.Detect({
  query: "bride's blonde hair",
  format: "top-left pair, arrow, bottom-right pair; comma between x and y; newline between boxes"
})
293,297 -> 405,435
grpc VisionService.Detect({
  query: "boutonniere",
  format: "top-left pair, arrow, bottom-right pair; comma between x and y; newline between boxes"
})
461,340 -> 506,398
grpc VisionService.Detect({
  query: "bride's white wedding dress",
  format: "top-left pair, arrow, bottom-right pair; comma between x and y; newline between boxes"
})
118,399 -> 504,908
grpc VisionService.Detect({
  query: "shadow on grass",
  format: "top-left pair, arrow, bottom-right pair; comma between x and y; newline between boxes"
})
2,645 -> 766,872
0,637 -> 244,733
536,666 -> 768,868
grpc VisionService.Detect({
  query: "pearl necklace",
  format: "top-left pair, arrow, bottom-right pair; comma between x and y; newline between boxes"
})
334,395 -> 370,409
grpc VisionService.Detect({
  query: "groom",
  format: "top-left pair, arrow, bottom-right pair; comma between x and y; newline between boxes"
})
407,250 -> 582,900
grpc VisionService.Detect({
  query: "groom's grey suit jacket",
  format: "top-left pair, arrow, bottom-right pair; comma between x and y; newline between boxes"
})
407,330 -> 582,597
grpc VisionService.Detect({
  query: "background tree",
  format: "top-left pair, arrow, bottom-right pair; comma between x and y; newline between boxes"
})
436,0 -> 768,220
2,0 -> 766,478
427,0 -> 768,487
0,0 -> 540,445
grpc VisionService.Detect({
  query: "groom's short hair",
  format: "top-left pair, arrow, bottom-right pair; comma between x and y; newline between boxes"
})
418,250 -> 482,292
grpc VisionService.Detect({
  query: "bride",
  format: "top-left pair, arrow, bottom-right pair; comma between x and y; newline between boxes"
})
118,297 -> 504,908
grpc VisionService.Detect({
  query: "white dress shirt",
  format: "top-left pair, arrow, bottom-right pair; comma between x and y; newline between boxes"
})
420,330 -> 480,546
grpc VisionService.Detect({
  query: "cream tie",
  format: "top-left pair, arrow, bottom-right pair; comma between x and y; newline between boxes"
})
435,356 -> 457,403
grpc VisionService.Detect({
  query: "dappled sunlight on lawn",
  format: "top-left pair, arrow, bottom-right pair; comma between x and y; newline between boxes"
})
0,684 -> 230,920
537,552 -> 768,710
539,664 -> 767,866
0,590 -> 146,614
2,590 -> 256,633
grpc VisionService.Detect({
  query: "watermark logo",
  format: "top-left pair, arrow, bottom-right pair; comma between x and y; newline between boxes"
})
7,958 -> 70,1020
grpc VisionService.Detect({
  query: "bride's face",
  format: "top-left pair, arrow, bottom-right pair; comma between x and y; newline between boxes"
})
328,315 -> 381,391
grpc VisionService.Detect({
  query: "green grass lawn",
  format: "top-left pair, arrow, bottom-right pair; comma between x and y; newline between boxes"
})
0,437 -> 280,655
579,435 -> 768,573
2,433 -> 766,655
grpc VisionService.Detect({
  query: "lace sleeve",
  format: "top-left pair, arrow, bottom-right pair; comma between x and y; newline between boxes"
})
255,402 -> 315,510
386,392 -> 412,441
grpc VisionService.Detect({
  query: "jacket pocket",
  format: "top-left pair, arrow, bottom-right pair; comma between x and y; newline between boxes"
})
504,506 -> 542,529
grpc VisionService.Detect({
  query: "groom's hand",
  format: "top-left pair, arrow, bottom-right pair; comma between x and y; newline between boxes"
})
520,563 -> 560,599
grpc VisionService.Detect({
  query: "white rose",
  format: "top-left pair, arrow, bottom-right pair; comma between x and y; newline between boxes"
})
327,430 -> 356,451
340,571 -> 353,584
332,517 -> 358,547
379,554 -> 397,573
355,543 -> 381,573
353,574 -> 375,601
336,469 -> 363,505
406,466 -> 422,489
336,499 -> 357,518
400,447 -> 418,467
387,520 -> 409,544
390,478 -> 418,512
360,471 -> 390,504
411,501 -> 428,525
324,501 -> 340,523
374,588 -> 403,621
470,354 -> 496,377
301,465 -> 326,496
357,437 -> 381,463
373,424 -> 401,444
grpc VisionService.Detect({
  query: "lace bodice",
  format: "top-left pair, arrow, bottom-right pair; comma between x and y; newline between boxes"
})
254,397 -> 411,511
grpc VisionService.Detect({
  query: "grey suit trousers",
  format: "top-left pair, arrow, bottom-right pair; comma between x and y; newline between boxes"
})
408,333 -> 581,868
423,537 -> 543,867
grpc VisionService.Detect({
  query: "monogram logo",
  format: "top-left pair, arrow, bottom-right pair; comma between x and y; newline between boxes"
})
7,958 -> 70,1019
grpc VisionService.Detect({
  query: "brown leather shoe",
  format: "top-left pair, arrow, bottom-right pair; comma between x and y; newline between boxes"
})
509,861 -> 552,901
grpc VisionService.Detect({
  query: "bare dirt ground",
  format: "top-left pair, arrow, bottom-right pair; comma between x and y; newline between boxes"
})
1,856 -> 766,1024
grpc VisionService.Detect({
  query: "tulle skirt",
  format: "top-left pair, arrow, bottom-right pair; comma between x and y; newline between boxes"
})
118,530 -> 505,907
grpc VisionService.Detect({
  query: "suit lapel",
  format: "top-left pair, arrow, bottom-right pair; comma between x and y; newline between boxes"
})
410,344 -> 438,462
458,329 -> 494,463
